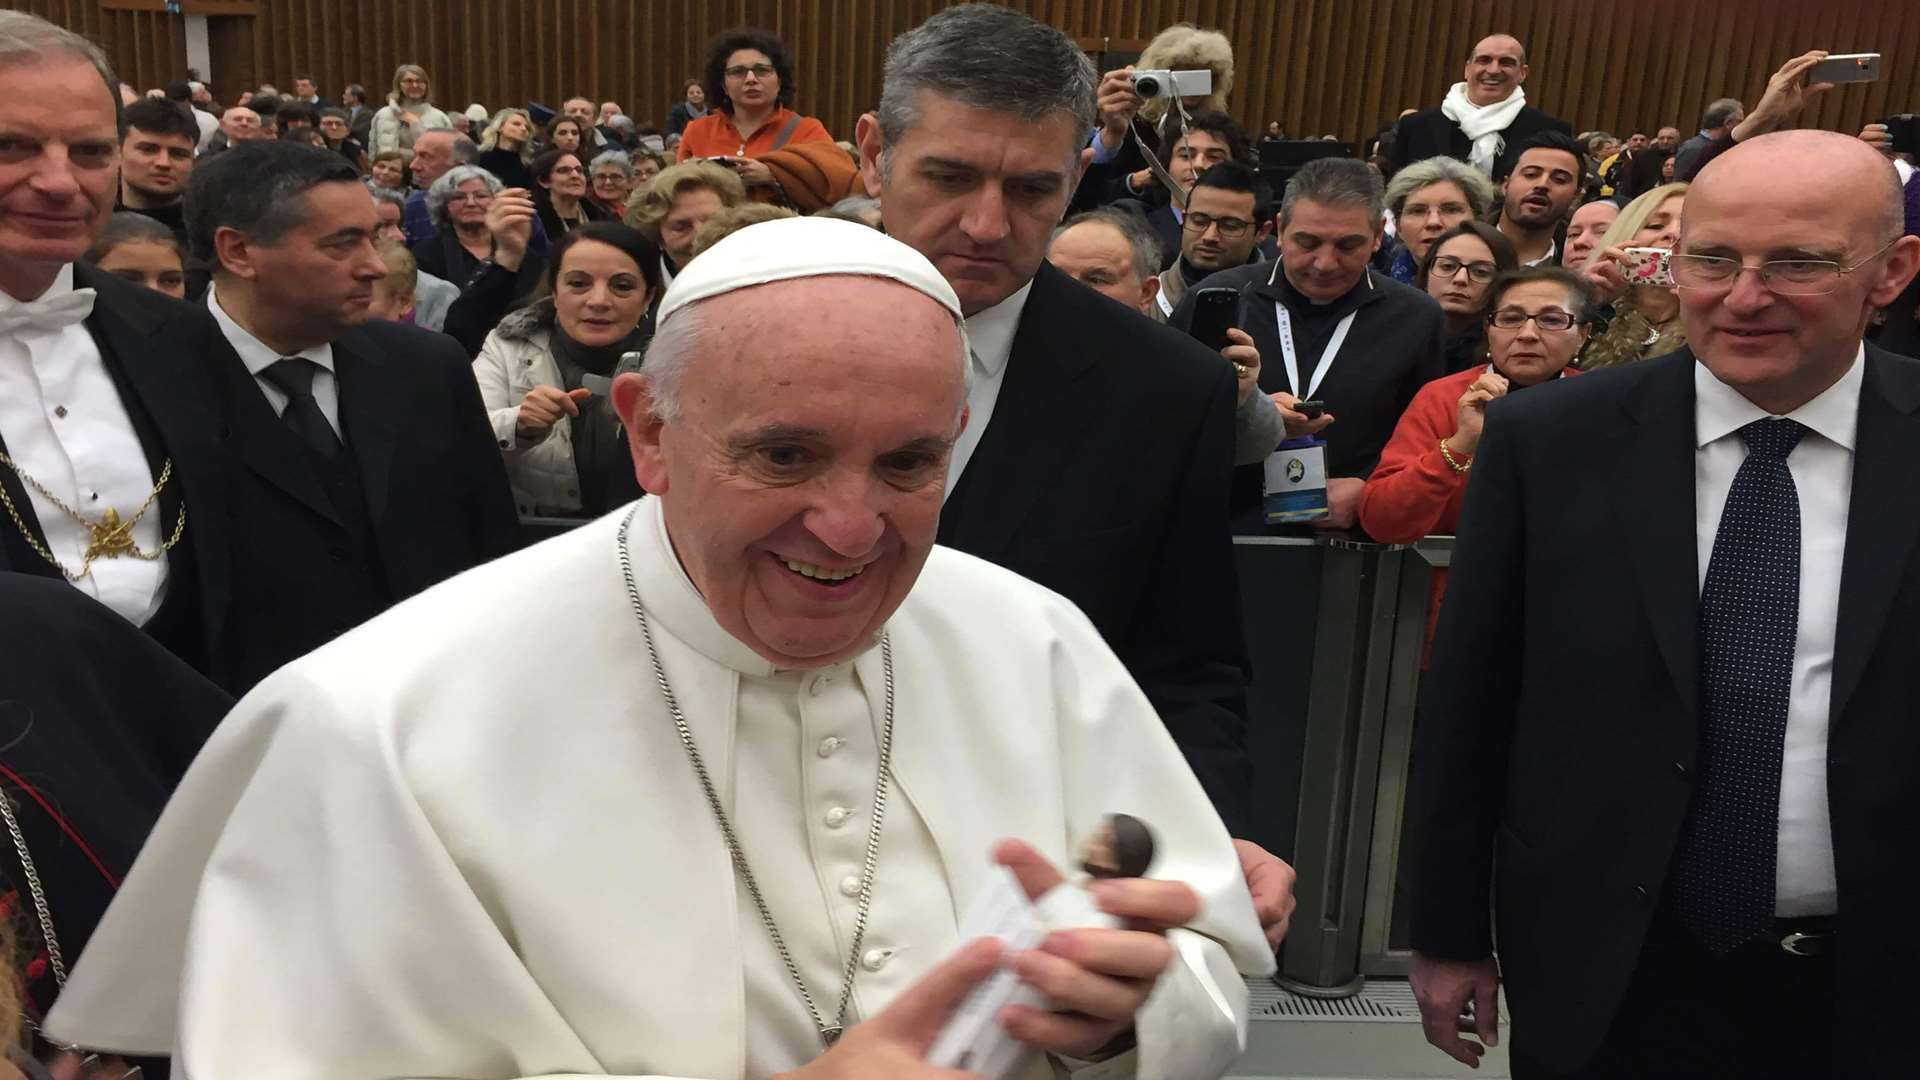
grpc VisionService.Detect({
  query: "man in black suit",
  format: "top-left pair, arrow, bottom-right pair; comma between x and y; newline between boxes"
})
857,3 -> 1294,949
1389,33 -> 1571,179
0,13 -> 237,681
186,139 -> 519,691
1407,130 -> 1920,1077
1171,158 -> 1447,529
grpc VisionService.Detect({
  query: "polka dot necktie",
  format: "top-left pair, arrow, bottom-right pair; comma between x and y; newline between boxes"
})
1669,417 -> 1807,955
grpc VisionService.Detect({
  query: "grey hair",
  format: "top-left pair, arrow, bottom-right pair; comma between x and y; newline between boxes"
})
426,165 -> 503,229
1701,97 -> 1744,130
1281,157 -> 1385,228
590,148 -> 634,177
0,11 -> 121,132
1053,208 -> 1163,284
1383,155 -> 1496,217
643,291 -> 972,424
367,184 -> 407,210
815,194 -> 882,227
875,4 -> 1097,176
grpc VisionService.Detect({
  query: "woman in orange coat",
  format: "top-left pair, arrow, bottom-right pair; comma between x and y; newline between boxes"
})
1361,266 -> 1594,655
675,27 -> 831,197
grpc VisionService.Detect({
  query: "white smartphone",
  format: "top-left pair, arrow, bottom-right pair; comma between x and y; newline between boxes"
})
1808,53 -> 1880,85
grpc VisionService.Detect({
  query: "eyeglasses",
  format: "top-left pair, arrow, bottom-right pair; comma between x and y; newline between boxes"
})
724,64 -> 776,80
1183,211 -> 1252,238
1669,238 -> 1898,296
1489,308 -> 1580,331
1430,256 -> 1497,284
550,165 -> 584,176
450,191 -> 493,204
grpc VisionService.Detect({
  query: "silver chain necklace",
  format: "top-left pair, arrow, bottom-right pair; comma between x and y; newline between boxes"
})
1,791 -> 69,990
618,507 -> 895,1048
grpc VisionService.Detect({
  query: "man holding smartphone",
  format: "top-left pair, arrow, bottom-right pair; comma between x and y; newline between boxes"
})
1170,157 -> 1446,530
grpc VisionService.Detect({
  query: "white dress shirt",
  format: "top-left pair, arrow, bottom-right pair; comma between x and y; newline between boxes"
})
206,286 -> 343,438
1694,346 -> 1861,916
0,264 -> 168,624
946,280 -> 1033,495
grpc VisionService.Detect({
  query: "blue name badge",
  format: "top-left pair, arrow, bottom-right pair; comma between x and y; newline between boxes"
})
1264,437 -> 1328,524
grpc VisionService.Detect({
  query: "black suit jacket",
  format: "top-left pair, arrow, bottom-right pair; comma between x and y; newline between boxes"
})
0,266 -> 235,677
1408,347 -> 1920,1073
199,315 -> 520,690
0,576 -> 230,1024
1389,104 -> 1571,178
938,263 -> 1254,832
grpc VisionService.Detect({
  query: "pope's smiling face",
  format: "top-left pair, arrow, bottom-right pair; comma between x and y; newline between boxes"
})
616,275 -> 967,667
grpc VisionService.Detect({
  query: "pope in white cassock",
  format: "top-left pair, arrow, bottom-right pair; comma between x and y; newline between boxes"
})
46,217 -> 1274,1078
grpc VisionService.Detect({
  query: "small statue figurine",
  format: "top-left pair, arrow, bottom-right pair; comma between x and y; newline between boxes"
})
1079,812 -> 1155,880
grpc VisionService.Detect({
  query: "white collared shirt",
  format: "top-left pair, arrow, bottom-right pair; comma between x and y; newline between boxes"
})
945,280 -> 1034,495
206,285 -> 343,437
0,264 -> 169,625
1693,345 -> 1861,916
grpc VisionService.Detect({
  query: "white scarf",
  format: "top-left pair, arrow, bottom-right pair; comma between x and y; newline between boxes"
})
1440,81 -> 1528,174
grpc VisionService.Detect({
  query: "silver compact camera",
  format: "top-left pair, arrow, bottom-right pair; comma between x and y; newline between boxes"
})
1128,68 -> 1214,100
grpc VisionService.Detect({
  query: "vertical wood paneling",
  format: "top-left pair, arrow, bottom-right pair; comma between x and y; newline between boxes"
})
17,1 -> 1917,153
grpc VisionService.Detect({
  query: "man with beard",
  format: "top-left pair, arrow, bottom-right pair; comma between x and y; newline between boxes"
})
1495,132 -> 1584,266
1151,160 -> 1270,319
116,98 -> 198,251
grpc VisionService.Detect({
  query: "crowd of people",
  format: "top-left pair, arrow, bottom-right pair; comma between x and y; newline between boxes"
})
4,3 -> 1920,1078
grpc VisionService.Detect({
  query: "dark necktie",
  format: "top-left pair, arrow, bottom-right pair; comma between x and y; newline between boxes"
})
262,357 -> 343,460
1669,417 -> 1807,955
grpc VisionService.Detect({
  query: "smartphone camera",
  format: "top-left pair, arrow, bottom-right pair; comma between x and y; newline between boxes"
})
1888,114 -> 1920,158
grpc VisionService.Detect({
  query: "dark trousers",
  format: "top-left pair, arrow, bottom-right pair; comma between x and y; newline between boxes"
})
1513,910 -> 1836,1079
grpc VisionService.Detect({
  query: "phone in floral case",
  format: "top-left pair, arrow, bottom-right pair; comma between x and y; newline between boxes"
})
1620,247 -> 1674,288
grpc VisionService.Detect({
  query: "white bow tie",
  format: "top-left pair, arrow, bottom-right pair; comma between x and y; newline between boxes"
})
0,287 -> 96,336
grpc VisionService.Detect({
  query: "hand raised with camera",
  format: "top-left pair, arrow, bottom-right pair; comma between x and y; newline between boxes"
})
1095,68 -> 1142,153
1731,51 -> 1838,143
1580,246 -> 1634,306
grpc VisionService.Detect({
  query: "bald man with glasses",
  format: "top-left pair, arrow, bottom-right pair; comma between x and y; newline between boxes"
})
1408,129 -> 1920,1078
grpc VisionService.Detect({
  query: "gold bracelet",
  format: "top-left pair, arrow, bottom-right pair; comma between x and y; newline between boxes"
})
1438,438 -> 1472,474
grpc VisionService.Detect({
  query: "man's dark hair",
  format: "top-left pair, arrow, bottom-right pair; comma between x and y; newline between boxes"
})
546,221 -> 664,298
122,99 -> 199,143
1191,160 -> 1273,221
185,140 -> 361,267
344,83 -> 366,105
293,72 -> 315,86
164,80 -> 192,102
1281,156 -> 1384,226
278,103 -> 317,128
1157,109 -> 1251,165
1500,130 -> 1584,180
1701,97 -> 1743,131
702,27 -> 796,114
250,92 -> 282,120
1487,265 -> 1596,323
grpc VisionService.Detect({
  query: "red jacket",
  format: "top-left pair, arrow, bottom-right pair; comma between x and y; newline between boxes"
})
1359,364 -> 1579,542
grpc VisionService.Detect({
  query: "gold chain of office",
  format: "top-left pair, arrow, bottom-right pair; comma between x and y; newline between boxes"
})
0,451 -> 186,582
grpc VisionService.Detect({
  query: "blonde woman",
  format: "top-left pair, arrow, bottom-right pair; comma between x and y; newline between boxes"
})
1576,182 -> 1689,370
476,107 -> 535,189
368,63 -> 451,156
1078,23 -> 1236,211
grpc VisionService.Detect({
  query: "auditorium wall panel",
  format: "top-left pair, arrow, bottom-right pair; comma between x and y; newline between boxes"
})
30,0 -> 1920,154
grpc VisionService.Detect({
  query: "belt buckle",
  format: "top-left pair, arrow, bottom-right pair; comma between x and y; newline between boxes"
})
1779,930 -> 1826,956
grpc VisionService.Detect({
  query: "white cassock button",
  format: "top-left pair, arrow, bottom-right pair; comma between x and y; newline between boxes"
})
839,874 -> 862,897
825,806 -> 852,828
861,948 -> 893,972
809,674 -> 833,697
817,736 -> 842,757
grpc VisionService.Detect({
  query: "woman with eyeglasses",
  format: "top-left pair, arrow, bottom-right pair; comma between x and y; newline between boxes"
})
674,27 -> 831,194
1415,221 -> 1519,374
1361,266 -> 1593,546
1577,181 -> 1689,370
532,149 -> 611,240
